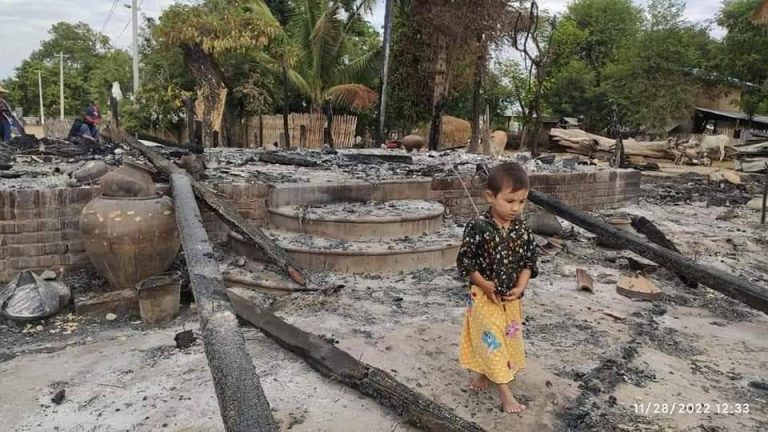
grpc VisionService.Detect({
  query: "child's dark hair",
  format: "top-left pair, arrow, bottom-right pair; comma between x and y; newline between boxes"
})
487,162 -> 530,195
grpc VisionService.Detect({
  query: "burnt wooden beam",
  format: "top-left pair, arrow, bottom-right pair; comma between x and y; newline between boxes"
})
122,134 -> 308,287
172,174 -> 278,432
258,151 -> 320,167
227,289 -> 487,432
345,153 -> 413,165
630,215 -> 698,288
529,190 -> 768,314
134,130 -> 181,147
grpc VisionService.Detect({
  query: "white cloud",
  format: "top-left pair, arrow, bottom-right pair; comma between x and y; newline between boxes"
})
0,0 -> 727,80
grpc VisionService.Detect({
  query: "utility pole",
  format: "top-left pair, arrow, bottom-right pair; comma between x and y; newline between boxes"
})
376,0 -> 394,146
132,0 -> 140,95
38,71 -> 45,125
59,52 -> 65,120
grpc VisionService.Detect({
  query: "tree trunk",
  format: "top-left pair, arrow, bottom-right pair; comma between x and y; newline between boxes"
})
172,175 -> 278,432
323,99 -> 334,148
376,0 -> 395,147
281,62 -> 291,148
429,34 -> 449,151
469,34 -> 486,154
184,44 -> 227,148
258,114 -> 263,148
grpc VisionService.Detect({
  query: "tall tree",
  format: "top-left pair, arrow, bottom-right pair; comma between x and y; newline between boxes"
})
385,0 -> 433,136
466,0 -> 519,154
253,0 -> 380,148
719,0 -> 768,117
604,0 -> 716,132
412,0 -> 476,150
284,0 -> 379,112
567,0 -> 642,86
4,22 -> 130,117
719,0 -> 768,85
155,0 -> 280,147
511,1 -> 558,156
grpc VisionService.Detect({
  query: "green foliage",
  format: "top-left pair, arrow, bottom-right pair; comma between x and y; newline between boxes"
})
121,17 -> 195,132
285,0 -> 380,110
566,0 -> 642,84
155,0 -> 279,55
718,0 -> 768,85
544,0 -> 721,131
385,1 -> 432,133
3,22 -> 130,117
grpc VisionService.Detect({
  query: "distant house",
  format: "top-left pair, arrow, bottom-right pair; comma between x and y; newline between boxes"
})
693,107 -> 768,141
558,117 -> 582,129
695,86 -> 744,112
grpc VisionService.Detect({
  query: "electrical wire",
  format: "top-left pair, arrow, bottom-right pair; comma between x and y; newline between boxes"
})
100,0 -> 121,34
115,0 -> 146,44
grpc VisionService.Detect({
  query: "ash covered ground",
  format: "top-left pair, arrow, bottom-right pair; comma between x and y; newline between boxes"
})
1,149 -> 767,431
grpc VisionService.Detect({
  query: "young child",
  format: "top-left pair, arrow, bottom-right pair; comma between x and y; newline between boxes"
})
457,162 -> 538,414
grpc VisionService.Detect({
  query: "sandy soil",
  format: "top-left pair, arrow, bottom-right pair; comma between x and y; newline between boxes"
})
2,171 -> 767,432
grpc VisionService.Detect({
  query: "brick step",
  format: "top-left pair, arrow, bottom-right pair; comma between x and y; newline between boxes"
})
268,200 -> 445,241
229,225 -> 461,274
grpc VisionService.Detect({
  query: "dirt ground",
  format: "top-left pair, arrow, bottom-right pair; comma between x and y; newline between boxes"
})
2,171 -> 768,432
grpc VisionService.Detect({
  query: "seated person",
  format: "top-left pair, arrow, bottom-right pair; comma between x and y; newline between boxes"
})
78,101 -> 102,141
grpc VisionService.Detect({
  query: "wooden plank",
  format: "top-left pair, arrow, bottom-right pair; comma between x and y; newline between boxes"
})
227,288 -> 487,432
172,174 -> 278,432
603,310 -> 626,320
529,190 -> 768,314
576,268 -> 594,293
616,274 -> 661,301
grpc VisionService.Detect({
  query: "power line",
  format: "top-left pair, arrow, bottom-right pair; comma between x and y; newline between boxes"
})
100,0 -> 121,34
115,17 -> 132,43
115,0 -> 146,44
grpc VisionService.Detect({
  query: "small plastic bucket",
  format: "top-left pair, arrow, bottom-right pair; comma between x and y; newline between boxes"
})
136,273 -> 181,324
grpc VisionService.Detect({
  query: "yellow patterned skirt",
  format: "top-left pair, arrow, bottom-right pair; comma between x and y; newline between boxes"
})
458,285 -> 526,384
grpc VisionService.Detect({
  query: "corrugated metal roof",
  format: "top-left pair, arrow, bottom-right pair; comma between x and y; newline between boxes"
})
694,107 -> 768,125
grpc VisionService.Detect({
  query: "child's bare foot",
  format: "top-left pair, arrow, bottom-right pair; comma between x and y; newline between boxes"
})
498,384 -> 527,413
469,373 -> 489,392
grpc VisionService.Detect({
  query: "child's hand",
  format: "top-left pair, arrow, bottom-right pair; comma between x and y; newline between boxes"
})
479,282 -> 502,305
501,286 -> 525,302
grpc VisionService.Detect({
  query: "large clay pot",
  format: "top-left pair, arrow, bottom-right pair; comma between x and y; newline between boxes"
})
401,135 -> 425,152
72,160 -> 109,183
79,192 -> 180,291
99,160 -> 157,197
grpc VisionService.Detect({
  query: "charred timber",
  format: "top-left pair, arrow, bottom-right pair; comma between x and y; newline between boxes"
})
134,130 -> 181,148
630,215 -> 698,288
227,289 -> 487,432
258,151 -> 320,167
529,190 -> 768,314
172,174 -> 278,431
123,135 -> 308,286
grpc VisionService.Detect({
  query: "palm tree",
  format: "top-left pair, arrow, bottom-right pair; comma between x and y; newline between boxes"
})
252,0 -> 379,111
287,0 -> 379,113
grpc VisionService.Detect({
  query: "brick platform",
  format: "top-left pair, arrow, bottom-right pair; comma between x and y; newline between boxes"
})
431,169 -> 641,219
0,169 -> 639,282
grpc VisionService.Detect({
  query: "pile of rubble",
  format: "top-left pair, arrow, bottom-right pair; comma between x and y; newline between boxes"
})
641,172 -> 757,207
201,147 -> 598,185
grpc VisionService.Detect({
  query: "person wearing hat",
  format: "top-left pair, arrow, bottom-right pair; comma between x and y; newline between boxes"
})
0,85 -> 13,142
79,100 -> 102,141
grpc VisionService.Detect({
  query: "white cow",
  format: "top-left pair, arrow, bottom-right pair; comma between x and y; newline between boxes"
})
688,134 -> 730,162
489,130 -> 508,159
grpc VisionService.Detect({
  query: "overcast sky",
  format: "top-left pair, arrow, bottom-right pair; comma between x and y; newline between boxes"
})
0,0 -> 724,80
